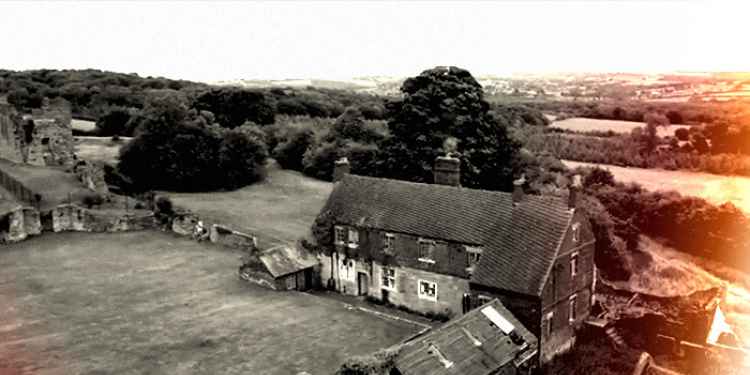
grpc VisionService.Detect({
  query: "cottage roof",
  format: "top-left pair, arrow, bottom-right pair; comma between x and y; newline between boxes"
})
394,299 -> 538,375
259,246 -> 318,278
319,174 -> 574,296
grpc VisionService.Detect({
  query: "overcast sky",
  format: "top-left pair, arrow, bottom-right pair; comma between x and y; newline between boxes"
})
1,1 -> 748,82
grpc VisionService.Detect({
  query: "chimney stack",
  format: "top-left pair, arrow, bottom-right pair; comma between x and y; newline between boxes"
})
512,175 -> 526,204
434,155 -> 461,187
333,157 -> 350,182
568,175 -> 582,209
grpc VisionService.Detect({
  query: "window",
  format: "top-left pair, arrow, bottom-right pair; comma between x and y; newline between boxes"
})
348,228 -> 359,248
418,280 -> 437,301
544,312 -> 554,338
570,252 -> 579,277
382,267 -> 396,291
569,295 -> 577,323
339,258 -> 356,282
466,246 -> 483,269
418,238 -> 436,263
334,226 -> 347,245
383,233 -> 395,254
571,223 -> 581,243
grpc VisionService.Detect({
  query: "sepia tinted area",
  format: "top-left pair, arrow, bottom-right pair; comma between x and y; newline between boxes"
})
0,1 -> 748,374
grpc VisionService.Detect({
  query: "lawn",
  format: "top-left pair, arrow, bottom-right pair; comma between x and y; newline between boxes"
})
0,158 -> 89,209
74,136 -> 133,165
0,231 -> 421,375
166,162 -> 333,248
552,117 -> 690,138
563,160 -> 750,215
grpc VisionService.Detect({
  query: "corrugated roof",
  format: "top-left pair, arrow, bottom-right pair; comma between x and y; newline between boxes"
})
394,299 -> 538,375
259,246 -> 318,278
320,174 -> 573,296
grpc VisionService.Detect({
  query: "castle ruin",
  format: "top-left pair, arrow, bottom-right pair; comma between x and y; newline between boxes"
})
0,98 -> 75,167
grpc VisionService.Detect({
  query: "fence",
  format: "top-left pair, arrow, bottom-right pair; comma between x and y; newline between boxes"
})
0,168 -> 40,207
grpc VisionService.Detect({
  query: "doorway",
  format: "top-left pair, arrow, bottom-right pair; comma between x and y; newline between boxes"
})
357,272 -> 369,296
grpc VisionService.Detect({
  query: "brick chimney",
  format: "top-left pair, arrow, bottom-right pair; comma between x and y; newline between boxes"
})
512,175 -> 526,204
569,175 -> 582,209
333,157 -> 350,182
434,155 -> 461,187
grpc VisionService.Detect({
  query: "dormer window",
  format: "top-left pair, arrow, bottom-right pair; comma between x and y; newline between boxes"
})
383,233 -> 395,254
418,238 -> 436,264
334,226 -> 347,245
348,228 -> 359,248
465,246 -> 483,270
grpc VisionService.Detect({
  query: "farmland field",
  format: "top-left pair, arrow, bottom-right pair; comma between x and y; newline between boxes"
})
563,160 -> 750,215
0,231 -> 421,375
74,136 -> 132,165
552,117 -> 690,137
166,161 -> 333,249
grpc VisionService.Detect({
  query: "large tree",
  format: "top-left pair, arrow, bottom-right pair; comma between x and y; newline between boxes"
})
380,66 -> 521,191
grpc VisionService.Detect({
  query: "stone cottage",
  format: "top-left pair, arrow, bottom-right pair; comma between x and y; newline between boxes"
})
312,156 -> 596,364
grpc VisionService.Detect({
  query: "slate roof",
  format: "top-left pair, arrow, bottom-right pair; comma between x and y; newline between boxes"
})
259,246 -> 318,278
394,299 -> 538,375
319,174 -> 574,296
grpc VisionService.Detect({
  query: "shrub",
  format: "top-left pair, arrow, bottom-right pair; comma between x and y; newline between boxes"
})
336,346 -> 401,375
81,192 -> 104,209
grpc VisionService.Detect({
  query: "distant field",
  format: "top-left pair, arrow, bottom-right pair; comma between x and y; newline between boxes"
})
563,160 -> 750,215
0,231 -> 420,375
74,136 -> 132,165
71,118 -> 96,132
552,117 -> 690,138
166,161 -> 333,249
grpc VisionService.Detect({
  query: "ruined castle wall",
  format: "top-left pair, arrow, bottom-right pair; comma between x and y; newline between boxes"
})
209,224 -> 257,251
1,205 -> 42,243
25,118 -> 75,167
0,104 -> 25,163
51,204 -> 156,233
73,160 -> 109,195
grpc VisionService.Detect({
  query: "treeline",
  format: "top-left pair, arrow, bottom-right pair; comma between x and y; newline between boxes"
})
516,127 -> 750,176
0,69 -> 387,132
575,167 -> 750,275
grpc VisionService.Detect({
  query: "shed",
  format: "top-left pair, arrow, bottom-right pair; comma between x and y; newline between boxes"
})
392,299 -> 538,375
240,246 -> 318,291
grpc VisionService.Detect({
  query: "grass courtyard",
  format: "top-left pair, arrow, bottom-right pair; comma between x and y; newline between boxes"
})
0,231 -> 420,375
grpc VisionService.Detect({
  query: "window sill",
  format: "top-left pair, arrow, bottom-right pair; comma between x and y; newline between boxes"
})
347,243 -> 359,249
381,286 -> 397,293
418,295 -> 437,302
418,258 -> 436,264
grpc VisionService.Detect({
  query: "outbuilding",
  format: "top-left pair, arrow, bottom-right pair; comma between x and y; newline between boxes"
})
239,245 -> 318,291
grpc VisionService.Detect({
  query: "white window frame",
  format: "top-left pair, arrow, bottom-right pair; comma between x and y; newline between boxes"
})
544,311 -> 554,338
381,266 -> 397,291
569,294 -> 577,323
417,279 -> 438,301
571,222 -> 581,243
383,233 -> 395,254
465,246 -> 483,268
417,238 -> 436,264
570,252 -> 579,277
334,225 -> 347,245
347,228 -> 359,248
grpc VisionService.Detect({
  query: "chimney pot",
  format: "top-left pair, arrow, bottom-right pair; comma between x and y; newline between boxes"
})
434,155 -> 461,187
512,175 -> 526,204
568,175 -> 582,209
333,157 -> 350,182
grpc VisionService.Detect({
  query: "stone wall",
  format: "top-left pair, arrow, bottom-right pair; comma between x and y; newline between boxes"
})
0,205 -> 41,243
0,104 -> 24,163
0,100 -> 74,167
51,204 -> 156,233
209,224 -> 257,251
73,160 -> 109,195
25,117 -> 75,167
171,211 -> 200,236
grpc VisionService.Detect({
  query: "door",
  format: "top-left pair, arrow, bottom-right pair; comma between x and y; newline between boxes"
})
285,274 -> 296,290
357,272 -> 369,296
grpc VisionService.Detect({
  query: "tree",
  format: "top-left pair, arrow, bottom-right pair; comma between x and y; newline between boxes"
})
96,107 -> 134,136
674,127 -> 690,141
192,88 -> 276,128
641,112 -> 670,154
380,66 -> 521,191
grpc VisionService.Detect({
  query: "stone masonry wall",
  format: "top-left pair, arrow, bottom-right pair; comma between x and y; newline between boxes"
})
1,206 -> 42,243
209,224 -> 257,251
51,204 -> 156,233
0,104 -> 24,164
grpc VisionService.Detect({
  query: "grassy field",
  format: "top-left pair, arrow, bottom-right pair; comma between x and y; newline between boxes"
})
166,162 -> 333,249
563,160 -> 750,215
0,231 -> 420,375
552,117 -> 690,138
74,136 -> 132,165
71,119 -> 96,133
0,158 -> 89,209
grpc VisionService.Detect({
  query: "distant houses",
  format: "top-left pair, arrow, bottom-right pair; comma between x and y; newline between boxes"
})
312,155 -> 596,365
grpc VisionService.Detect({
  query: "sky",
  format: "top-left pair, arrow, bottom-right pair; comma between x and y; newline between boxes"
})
0,1 -> 748,83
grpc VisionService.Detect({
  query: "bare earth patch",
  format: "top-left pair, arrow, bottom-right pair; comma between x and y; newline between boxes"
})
0,231 -> 420,374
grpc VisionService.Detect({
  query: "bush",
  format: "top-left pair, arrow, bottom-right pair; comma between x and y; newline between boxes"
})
81,193 -> 104,209
336,346 -> 401,375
